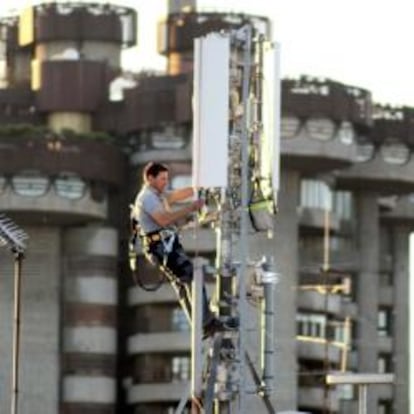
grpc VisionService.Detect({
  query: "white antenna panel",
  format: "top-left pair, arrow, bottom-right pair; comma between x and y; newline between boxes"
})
261,42 -> 281,197
192,33 -> 230,188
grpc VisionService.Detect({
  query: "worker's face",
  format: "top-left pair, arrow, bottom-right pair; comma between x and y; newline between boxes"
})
148,171 -> 169,192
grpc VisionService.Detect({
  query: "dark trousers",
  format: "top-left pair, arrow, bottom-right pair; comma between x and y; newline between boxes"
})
143,236 -> 212,326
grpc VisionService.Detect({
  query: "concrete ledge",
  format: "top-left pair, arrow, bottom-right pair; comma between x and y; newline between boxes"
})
127,382 -> 188,404
298,385 -> 339,411
64,327 -> 117,354
0,186 -> 107,224
281,129 -> 355,173
336,152 -> 414,194
298,290 -> 341,314
297,336 -> 344,364
381,195 -> 414,224
128,332 -> 190,354
63,376 -> 115,403
299,207 -> 340,232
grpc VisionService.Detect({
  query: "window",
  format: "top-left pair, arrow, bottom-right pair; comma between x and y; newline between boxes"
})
12,171 -> 49,197
333,191 -> 353,220
54,172 -> 86,200
337,384 -> 354,400
281,116 -> 300,139
300,179 -> 332,210
171,356 -> 190,382
305,118 -> 336,141
381,141 -> 410,165
378,354 -> 392,373
355,142 -> 375,162
172,308 -> 190,332
296,312 -> 326,338
378,308 -> 392,337
336,121 -> 355,145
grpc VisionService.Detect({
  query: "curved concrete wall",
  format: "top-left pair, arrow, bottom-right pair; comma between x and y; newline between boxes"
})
62,226 -> 118,414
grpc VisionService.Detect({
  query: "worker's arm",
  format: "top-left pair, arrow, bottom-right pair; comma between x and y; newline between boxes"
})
166,187 -> 194,204
150,199 -> 203,227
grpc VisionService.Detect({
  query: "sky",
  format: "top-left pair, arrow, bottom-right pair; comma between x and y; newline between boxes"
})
1,0 -> 414,106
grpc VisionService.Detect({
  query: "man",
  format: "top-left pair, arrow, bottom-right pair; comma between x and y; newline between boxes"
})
132,162 -> 222,338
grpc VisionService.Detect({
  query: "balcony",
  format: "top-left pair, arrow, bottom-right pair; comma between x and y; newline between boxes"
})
297,336 -> 345,365
280,77 -> 372,173
298,385 -> 340,411
0,183 -> 107,225
33,3 -> 136,46
120,75 -> 192,133
127,382 -> 187,404
299,207 -> 340,232
298,290 -> 342,314
336,150 -> 414,194
381,194 -> 414,225
0,135 -> 125,187
36,60 -> 108,112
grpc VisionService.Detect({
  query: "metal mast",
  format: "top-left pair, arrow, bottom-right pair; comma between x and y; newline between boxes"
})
191,20 -> 281,414
0,214 -> 28,414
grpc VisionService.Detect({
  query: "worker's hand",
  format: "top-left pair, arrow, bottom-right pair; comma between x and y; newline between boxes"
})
191,199 -> 205,212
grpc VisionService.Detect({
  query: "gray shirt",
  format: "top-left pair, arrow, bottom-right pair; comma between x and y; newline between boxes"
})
133,185 -> 169,234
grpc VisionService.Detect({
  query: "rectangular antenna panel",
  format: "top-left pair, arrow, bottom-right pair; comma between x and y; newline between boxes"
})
192,33 -> 230,188
261,42 -> 281,196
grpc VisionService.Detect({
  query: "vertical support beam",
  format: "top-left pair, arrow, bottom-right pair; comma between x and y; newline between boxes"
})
358,384 -> 368,414
355,192 -> 379,413
272,169 -> 300,410
392,225 -> 410,414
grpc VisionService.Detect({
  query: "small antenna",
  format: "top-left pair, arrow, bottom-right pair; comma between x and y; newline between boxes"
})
0,213 -> 28,254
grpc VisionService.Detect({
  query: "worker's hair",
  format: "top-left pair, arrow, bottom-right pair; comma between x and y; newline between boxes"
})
143,162 -> 169,182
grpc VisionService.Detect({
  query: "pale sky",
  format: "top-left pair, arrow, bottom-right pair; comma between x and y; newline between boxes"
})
1,0 -> 414,106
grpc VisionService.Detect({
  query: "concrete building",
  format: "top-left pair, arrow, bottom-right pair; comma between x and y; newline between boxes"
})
0,2 -> 412,414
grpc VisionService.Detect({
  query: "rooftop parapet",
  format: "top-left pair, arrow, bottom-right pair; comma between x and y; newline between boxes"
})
0,2 -> 137,48
282,76 -> 373,133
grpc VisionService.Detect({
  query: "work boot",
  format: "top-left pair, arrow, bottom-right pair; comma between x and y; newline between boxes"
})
202,317 -> 223,340
202,316 -> 239,340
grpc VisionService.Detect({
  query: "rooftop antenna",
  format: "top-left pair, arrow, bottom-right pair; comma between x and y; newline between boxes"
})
0,213 -> 28,414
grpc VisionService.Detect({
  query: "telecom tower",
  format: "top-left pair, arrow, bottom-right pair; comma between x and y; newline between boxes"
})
188,22 -> 281,413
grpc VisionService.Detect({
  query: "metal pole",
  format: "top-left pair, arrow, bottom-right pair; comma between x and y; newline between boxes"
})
0,214 -> 27,414
191,259 -> 204,413
358,384 -> 368,414
215,192 -> 232,414
11,252 -> 23,414
261,261 -> 277,394
237,24 -> 253,414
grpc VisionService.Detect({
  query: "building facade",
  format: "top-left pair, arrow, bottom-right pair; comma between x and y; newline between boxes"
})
0,2 -> 412,414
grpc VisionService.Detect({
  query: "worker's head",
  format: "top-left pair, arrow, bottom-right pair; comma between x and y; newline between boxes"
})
143,162 -> 169,192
